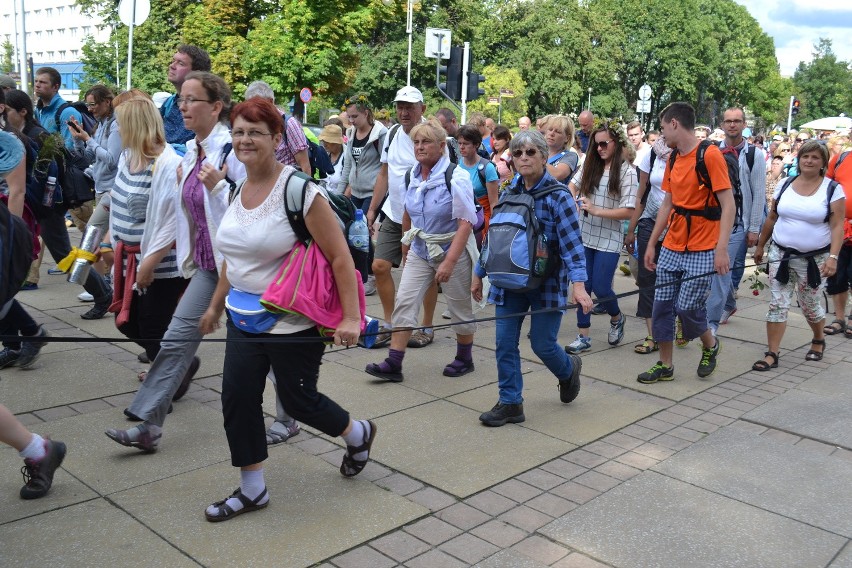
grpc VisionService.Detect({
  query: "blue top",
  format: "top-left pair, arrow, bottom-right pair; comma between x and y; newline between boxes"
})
160,94 -> 194,153
476,171 -> 587,309
459,159 -> 499,199
577,130 -> 590,153
34,94 -> 82,150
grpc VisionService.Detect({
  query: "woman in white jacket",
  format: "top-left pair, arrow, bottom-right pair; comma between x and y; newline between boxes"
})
106,72 -> 246,452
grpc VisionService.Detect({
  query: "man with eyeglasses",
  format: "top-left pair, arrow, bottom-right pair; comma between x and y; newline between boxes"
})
706,107 -> 766,332
159,44 -> 211,154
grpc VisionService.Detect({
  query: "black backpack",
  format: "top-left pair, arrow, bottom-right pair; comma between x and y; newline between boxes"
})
55,101 -> 97,136
0,201 -> 35,307
773,176 -> 839,222
281,115 -> 335,179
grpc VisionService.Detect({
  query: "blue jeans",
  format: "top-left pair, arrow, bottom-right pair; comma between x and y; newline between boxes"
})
706,226 -> 745,331
729,228 -> 750,302
495,290 -> 574,404
576,247 -> 621,329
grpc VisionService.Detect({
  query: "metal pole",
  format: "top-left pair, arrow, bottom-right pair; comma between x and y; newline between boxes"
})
461,41 -> 470,124
587,88 -> 591,110
406,0 -> 413,86
498,93 -> 502,125
18,0 -> 28,94
786,95 -> 794,133
125,0 -> 136,90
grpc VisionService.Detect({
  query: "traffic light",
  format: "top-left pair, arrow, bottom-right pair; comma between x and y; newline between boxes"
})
791,98 -> 800,117
439,46 -> 463,101
466,71 -> 486,102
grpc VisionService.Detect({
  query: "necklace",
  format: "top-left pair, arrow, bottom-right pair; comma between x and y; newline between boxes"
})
793,176 -> 822,197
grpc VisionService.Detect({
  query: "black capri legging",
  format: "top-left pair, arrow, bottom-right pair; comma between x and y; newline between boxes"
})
221,322 -> 350,467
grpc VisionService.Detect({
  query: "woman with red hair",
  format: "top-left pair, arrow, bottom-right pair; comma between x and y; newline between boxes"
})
198,97 -> 375,522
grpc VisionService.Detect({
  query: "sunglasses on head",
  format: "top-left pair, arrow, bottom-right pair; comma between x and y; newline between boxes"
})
511,148 -> 538,158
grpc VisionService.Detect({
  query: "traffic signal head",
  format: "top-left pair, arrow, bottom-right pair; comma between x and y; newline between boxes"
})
466,71 -> 486,102
792,98 -> 800,117
439,46 -> 463,101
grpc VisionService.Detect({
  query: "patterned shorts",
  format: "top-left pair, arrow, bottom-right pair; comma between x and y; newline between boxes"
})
766,243 -> 827,324
654,247 -> 715,311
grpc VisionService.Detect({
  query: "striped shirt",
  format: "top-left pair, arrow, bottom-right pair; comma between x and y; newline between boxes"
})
111,160 -> 179,278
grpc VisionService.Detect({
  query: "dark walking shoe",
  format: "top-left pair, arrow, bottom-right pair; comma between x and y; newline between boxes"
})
81,302 -> 110,320
18,326 -> 49,369
0,347 -> 20,369
105,424 -> 161,453
479,402 -> 525,427
20,439 -> 67,499
637,361 -> 674,384
697,338 -> 721,378
172,356 -> 201,401
559,354 -> 582,403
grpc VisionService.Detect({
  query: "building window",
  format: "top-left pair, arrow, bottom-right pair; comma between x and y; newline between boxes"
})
57,6 -> 64,15
45,8 -> 53,16
47,51 -> 54,60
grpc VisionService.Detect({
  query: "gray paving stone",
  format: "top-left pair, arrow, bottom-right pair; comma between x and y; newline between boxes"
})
470,519 -> 528,547
795,362 -> 852,398
498,504 -> 555,532
830,542 -> 852,568
403,516 -> 463,545
371,531 -> 432,563
552,552 -> 612,568
473,548 -> 550,568
404,548 -> 467,568
653,426 -> 852,537
541,471 -> 846,568
744,389 -> 852,448
439,533 -> 500,565
511,535 -> 570,565
491,479 -> 543,503
405,486 -> 457,511
333,546 -> 397,568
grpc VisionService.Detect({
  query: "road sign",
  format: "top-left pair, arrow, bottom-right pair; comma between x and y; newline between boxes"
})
118,0 -> 150,26
636,99 -> 651,113
487,97 -> 499,106
499,89 -> 515,98
300,88 -> 312,104
425,28 -> 452,59
638,84 -> 652,102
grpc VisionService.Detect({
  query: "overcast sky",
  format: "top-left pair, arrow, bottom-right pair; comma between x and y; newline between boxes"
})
735,0 -> 852,77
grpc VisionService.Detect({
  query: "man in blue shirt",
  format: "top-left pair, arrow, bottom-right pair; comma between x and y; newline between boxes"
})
577,110 -> 594,153
159,45 -> 211,153
33,67 -> 81,150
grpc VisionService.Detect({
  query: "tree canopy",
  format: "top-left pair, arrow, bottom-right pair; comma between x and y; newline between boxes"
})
74,0 -> 848,129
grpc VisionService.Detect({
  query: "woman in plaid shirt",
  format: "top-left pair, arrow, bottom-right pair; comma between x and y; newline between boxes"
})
472,130 -> 592,427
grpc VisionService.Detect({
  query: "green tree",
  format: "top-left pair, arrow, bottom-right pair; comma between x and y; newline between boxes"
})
792,38 -> 852,126
1,40 -> 14,74
464,65 -> 527,126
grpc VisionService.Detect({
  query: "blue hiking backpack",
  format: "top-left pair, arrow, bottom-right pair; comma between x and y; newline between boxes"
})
480,179 -> 565,291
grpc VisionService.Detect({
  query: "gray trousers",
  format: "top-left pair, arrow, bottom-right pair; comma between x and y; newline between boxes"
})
126,269 -> 216,427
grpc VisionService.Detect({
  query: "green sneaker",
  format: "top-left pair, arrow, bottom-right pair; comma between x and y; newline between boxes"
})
637,361 -> 674,384
697,338 -> 721,378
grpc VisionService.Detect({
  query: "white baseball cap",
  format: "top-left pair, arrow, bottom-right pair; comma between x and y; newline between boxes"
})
394,86 -> 424,103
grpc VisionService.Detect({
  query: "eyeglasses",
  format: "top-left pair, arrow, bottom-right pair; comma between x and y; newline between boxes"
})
722,119 -> 744,125
232,130 -> 273,140
177,97 -> 211,106
511,148 -> 538,158
595,140 -> 613,150
796,137 -> 807,142
84,102 -> 98,108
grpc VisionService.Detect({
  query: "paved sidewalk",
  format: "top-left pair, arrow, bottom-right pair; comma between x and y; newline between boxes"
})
1,252 -> 850,568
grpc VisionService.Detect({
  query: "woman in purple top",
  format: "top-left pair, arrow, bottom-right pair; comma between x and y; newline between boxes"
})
366,119 -> 479,382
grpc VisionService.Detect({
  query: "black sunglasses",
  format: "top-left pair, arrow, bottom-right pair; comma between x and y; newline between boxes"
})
511,148 -> 538,158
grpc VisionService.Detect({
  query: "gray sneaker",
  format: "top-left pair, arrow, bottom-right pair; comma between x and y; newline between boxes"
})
608,314 -> 626,346
364,275 -> 376,296
18,326 -> 49,369
0,347 -> 20,369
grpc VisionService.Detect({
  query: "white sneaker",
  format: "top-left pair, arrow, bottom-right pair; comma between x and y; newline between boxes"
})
78,291 -> 95,302
364,275 -> 376,296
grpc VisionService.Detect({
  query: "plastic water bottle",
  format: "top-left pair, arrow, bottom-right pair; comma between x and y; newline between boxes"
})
349,210 -> 370,253
534,234 -> 550,277
43,176 -> 57,207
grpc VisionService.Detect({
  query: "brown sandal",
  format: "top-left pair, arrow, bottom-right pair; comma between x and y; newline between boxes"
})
752,351 -> 779,371
805,339 -> 825,361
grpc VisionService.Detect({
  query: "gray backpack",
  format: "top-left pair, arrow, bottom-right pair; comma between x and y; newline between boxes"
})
480,181 -> 564,291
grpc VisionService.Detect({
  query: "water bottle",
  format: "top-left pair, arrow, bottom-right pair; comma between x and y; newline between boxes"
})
349,210 -> 370,253
43,176 -> 57,207
534,234 -> 550,277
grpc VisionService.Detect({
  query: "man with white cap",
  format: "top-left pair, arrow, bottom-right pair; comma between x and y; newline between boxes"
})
367,86 -> 439,348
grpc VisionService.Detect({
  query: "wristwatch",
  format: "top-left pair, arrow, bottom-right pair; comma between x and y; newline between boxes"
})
828,254 -> 839,260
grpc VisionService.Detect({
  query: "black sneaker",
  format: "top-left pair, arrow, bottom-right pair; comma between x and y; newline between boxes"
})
81,302 -> 110,320
18,326 -> 49,369
137,351 -> 150,364
479,402 -> 525,427
637,361 -> 674,384
697,338 -> 721,378
559,354 -> 582,403
0,347 -> 20,369
20,439 -> 67,499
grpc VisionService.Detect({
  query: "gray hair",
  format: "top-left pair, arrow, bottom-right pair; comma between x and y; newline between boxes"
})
510,130 -> 548,157
245,80 -> 275,102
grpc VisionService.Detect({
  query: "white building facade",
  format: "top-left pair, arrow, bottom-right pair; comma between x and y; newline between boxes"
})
1,0 -> 110,99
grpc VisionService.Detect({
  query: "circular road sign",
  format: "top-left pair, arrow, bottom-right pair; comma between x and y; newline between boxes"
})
300,88 -> 313,104
639,84 -> 652,102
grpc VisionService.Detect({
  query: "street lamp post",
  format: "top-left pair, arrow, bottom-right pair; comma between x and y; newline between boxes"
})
587,87 -> 592,111
406,0 -> 415,86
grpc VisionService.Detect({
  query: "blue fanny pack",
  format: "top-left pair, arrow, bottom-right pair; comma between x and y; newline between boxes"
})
225,288 -> 281,334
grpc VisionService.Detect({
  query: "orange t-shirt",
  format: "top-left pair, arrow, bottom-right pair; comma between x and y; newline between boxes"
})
826,152 -> 852,241
662,143 -> 732,252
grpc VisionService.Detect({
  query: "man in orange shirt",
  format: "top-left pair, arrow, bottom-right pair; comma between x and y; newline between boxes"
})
639,102 -> 735,383
823,150 -> 852,338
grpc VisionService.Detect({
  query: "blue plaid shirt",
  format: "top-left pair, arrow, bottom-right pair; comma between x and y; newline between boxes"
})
476,172 -> 587,309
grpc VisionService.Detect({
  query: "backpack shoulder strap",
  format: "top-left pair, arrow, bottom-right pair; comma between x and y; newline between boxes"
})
825,179 -> 840,222
745,144 -> 756,172
284,170 -> 314,245
444,163 -> 457,192
640,150 -> 658,206
694,139 -> 713,190
836,151 -> 850,170
774,175 -> 795,210
404,167 -> 413,193
387,124 -> 401,149
55,102 -> 71,131
476,157 -> 489,188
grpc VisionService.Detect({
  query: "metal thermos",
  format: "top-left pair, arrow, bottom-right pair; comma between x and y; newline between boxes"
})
67,226 -> 104,284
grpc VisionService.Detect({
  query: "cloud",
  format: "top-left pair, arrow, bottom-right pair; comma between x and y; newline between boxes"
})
735,0 -> 852,75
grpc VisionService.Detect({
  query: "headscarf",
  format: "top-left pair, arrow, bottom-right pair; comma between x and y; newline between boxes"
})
652,135 -> 672,161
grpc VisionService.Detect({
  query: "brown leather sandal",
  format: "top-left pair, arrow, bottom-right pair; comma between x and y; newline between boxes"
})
805,339 -> 825,361
752,351 -> 778,371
